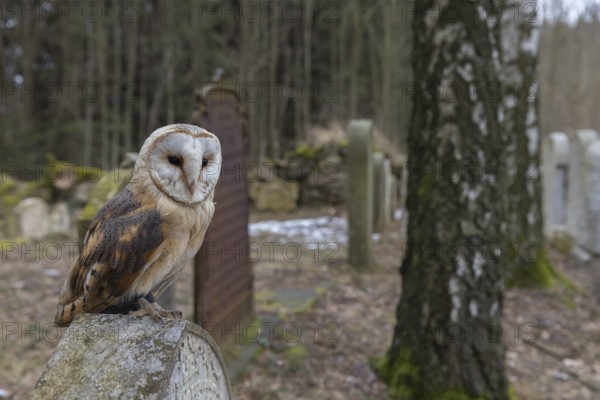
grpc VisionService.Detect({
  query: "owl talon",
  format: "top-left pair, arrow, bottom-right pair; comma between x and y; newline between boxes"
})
129,298 -> 182,323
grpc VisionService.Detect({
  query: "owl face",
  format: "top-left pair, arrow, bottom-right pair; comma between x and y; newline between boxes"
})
136,124 -> 222,205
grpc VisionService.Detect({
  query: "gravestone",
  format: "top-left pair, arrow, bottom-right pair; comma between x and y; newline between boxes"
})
541,131 -> 570,238
381,159 -> 394,230
567,130 -> 599,246
347,120 -> 373,269
250,178 -> 299,212
14,197 -> 50,239
49,202 -> 70,234
372,152 -> 385,232
193,84 -> 253,343
582,141 -> 600,254
32,314 -> 232,399
373,154 -> 394,232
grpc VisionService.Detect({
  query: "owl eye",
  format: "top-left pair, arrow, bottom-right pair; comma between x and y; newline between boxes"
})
168,156 -> 182,166
202,157 -> 209,168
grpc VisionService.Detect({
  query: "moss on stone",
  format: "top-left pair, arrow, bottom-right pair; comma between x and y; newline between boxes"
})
79,168 -> 132,221
0,237 -> 28,252
45,154 -> 102,183
293,144 -> 324,159
0,174 -> 18,195
548,232 -> 574,255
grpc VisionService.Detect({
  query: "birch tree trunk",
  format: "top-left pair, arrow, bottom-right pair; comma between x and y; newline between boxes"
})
501,1 -> 556,287
377,1 -> 509,398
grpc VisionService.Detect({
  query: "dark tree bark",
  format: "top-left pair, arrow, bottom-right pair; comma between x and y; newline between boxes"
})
377,1 -> 510,398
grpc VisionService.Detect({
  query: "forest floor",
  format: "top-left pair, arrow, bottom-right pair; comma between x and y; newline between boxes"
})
0,207 -> 599,399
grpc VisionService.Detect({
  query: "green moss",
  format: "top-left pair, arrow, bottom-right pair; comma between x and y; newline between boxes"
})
437,389 -> 488,400
507,248 -> 577,290
0,172 -> 51,207
2,194 -> 19,208
0,237 -> 28,253
508,385 -> 519,400
417,172 -> 434,200
285,344 -> 308,368
506,248 -> 556,288
286,344 -> 307,358
372,350 -> 420,399
373,351 -> 497,399
44,153 -> 103,184
79,168 -> 132,221
81,202 -> 99,220
295,144 -> 324,159
255,289 -> 275,303
0,174 -> 18,195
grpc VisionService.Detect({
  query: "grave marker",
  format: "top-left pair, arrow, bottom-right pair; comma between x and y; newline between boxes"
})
541,131 -> 570,237
567,130 -> 599,245
347,120 -> 373,269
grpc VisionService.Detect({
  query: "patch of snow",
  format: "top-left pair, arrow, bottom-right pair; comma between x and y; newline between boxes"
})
394,208 -> 403,221
249,216 -> 348,244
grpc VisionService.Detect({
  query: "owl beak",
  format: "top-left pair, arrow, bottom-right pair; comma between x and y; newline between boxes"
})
187,180 -> 196,194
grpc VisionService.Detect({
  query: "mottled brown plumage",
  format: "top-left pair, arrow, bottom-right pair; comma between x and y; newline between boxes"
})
55,124 -> 221,326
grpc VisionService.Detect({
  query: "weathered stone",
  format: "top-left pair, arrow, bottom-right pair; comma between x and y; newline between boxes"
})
299,154 -> 347,206
541,131 -> 570,238
251,178 -> 299,212
347,120 -> 373,270
582,141 -> 600,254
382,160 -> 394,228
567,130 -> 599,246
49,202 -> 70,234
72,182 -> 95,205
571,244 -> 592,263
32,314 -> 232,400
14,197 -> 50,239
78,168 -> 132,247
372,152 -> 385,233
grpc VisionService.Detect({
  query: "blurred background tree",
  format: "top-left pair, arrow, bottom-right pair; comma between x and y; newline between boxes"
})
0,0 -> 412,169
2,0 -> 594,172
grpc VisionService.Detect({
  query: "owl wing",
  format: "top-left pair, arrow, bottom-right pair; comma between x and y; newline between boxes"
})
56,189 -> 164,325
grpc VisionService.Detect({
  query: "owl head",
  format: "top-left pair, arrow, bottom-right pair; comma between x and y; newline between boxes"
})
135,124 -> 222,205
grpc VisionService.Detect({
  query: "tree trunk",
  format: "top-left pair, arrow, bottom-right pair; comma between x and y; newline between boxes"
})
501,1 -> 556,287
124,0 -> 139,153
395,0 -> 413,152
84,20 -> 95,165
377,1 -> 509,398
111,20 -> 122,167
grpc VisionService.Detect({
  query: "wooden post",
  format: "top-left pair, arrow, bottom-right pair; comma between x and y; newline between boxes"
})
192,84 -> 253,343
347,120 -> 373,270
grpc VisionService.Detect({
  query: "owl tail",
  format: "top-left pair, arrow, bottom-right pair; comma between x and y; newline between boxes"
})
54,297 -> 85,327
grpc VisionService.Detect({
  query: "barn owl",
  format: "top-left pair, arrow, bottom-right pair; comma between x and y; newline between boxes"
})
55,124 -> 222,327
